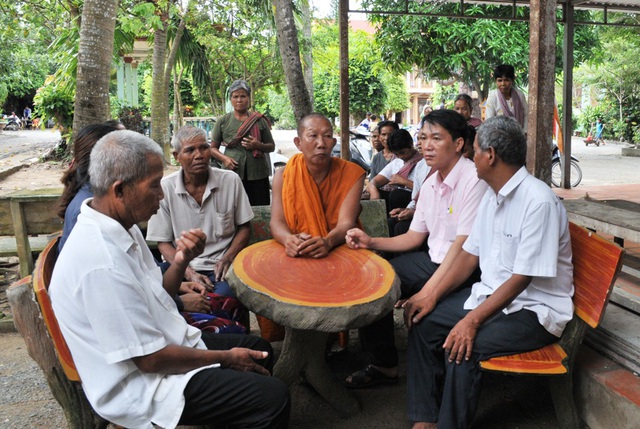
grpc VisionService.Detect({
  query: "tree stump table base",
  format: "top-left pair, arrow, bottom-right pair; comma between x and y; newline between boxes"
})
274,328 -> 360,418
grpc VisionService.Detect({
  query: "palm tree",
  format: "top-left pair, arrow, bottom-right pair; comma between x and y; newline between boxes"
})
273,0 -> 313,121
72,0 -> 119,138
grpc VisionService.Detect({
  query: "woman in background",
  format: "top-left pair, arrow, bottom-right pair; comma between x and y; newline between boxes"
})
484,64 -> 528,128
211,79 -> 275,205
454,94 -> 482,128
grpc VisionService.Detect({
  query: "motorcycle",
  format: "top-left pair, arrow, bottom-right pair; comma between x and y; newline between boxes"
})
332,127 -> 373,173
551,144 -> 582,187
3,117 -> 22,131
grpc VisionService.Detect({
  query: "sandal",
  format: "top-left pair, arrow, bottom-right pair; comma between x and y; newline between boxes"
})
344,364 -> 399,389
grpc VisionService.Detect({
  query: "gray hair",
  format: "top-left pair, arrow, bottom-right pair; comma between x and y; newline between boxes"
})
476,116 -> 527,167
229,79 -> 251,97
89,130 -> 163,197
171,125 -> 207,153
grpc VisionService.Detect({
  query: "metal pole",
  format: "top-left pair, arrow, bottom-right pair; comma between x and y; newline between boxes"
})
339,0 -> 351,161
562,3 -> 575,189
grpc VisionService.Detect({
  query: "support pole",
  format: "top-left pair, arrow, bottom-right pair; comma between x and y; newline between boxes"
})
561,3 -> 575,189
339,0 -> 351,161
526,0 -> 557,183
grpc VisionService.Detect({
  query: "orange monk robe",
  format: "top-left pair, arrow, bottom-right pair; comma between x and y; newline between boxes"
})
282,153 -> 365,237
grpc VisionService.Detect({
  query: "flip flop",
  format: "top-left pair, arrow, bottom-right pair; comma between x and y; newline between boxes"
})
344,364 -> 399,389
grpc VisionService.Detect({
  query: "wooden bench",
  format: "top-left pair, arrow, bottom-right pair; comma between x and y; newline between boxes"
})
479,222 -> 625,429
562,198 -> 640,246
0,190 -> 62,277
7,234 -> 110,429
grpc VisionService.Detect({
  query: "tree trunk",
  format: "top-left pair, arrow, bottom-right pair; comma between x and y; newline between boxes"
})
151,1 -> 189,163
151,17 -> 171,161
300,0 -> 314,109
273,0 -> 313,121
172,66 -> 184,131
72,0 -> 119,140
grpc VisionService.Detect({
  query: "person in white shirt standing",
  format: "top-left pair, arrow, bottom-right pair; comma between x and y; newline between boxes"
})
403,116 -> 573,429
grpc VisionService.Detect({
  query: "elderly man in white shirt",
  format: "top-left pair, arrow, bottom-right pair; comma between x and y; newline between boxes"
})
404,116 -> 573,429
50,131 -> 289,429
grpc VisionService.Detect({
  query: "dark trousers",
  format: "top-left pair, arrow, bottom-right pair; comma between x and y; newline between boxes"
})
388,216 -> 412,238
407,288 -> 557,428
179,333 -> 290,428
380,188 -> 412,213
358,251 -> 440,368
242,177 -> 270,206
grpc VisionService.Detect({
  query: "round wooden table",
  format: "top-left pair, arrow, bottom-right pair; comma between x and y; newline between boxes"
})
227,239 -> 400,417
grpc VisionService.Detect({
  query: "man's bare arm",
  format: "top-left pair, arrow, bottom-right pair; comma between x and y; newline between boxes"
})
132,344 -> 269,376
366,174 -> 389,200
400,235 -> 468,309
444,274 -> 532,364
159,229 -> 208,296
404,249 -> 480,329
214,222 -> 251,281
158,241 -> 213,288
269,168 -> 306,257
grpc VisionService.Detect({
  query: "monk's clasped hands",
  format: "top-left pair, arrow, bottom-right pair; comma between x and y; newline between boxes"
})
285,233 -> 330,258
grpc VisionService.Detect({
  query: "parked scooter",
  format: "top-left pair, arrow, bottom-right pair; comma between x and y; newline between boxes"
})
551,144 -> 582,187
332,127 -> 373,173
3,116 -> 22,131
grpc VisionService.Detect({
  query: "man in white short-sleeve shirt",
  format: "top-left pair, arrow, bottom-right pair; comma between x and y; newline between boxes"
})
403,116 -> 573,429
50,131 -> 289,428
147,126 -> 253,298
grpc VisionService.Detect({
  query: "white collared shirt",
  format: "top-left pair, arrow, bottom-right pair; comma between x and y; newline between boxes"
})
50,202 -> 212,428
463,166 -> 574,337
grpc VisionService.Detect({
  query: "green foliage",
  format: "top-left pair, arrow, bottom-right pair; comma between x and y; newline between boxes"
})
33,75 -> 74,132
361,1 -> 599,101
313,24 -> 409,120
432,82 -> 461,110
575,26 -> 640,126
0,82 -> 7,106
188,1 -> 284,115
256,89 -> 296,129
381,71 -> 411,113
118,106 -> 145,134
0,5 -> 56,108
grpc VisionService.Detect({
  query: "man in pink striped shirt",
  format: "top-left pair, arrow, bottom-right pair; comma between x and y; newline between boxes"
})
344,110 -> 488,388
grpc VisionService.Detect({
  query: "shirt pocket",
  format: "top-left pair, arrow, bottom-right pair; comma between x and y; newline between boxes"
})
500,232 -> 518,269
213,209 -> 235,240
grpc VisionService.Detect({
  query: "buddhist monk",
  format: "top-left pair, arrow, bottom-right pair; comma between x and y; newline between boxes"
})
270,113 -> 365,258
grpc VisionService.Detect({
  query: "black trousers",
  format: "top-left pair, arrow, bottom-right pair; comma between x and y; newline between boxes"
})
242,177 -> 271,206
358,251 -> 440,368
179,333 -> 290,428
407,288 -> 557,427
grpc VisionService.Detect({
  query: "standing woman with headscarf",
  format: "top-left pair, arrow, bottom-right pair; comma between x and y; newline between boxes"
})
211,79 -> 275,205
484,64 -> 528,129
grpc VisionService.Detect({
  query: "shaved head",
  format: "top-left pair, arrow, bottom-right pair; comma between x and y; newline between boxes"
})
297,113 -> 333,136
